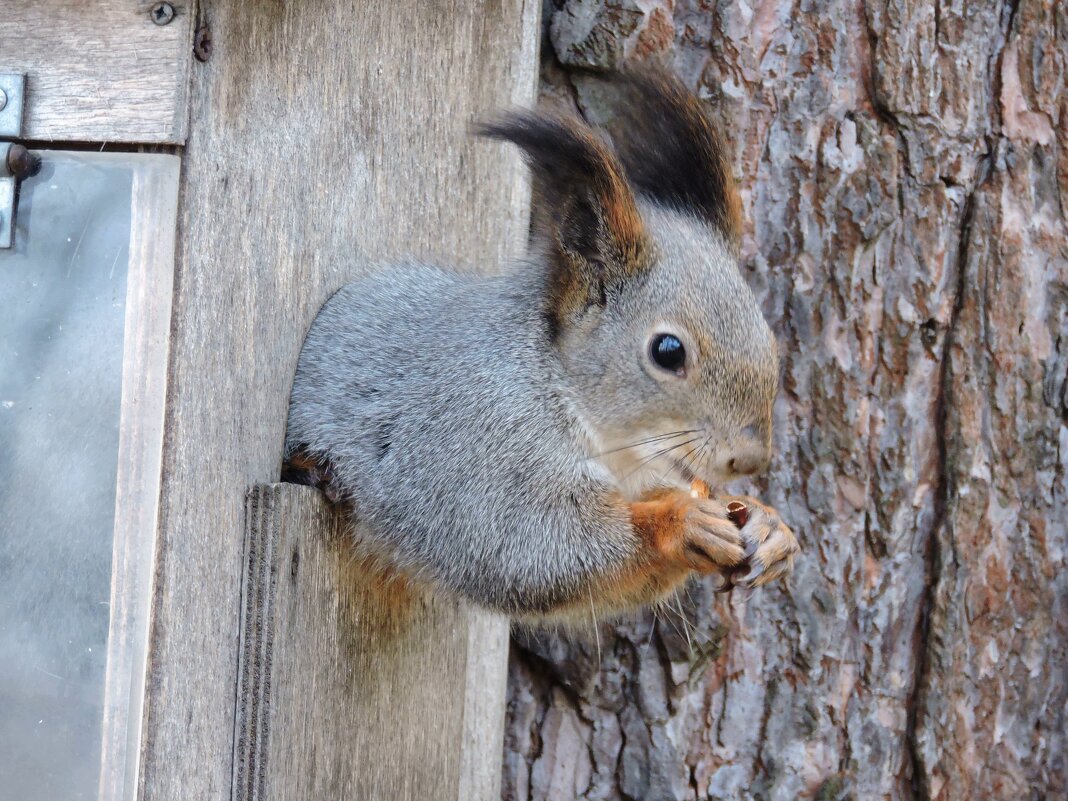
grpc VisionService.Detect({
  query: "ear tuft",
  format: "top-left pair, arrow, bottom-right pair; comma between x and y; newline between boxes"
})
479,111 -> 650,327
607,68 -> 742,242
477,112 -> 646,260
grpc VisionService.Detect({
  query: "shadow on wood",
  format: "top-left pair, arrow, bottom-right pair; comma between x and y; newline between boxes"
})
235,484 -> 509,801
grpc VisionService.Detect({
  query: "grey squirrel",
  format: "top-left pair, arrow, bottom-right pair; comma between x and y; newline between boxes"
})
282,69 -> 799,618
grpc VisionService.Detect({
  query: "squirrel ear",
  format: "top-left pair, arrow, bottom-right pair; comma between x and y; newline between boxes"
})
478,112 -> 650,327
606,67 -> 742,242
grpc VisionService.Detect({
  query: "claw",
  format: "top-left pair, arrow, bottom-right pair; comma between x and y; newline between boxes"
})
711,573 -> 733,593
738,562 -> 766,586
746,557 -> 794,589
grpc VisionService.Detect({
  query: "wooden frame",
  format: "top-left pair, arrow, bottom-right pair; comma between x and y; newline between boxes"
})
0,150 -> 179,801
1,1 -> 195,143
99,154 -> 181,801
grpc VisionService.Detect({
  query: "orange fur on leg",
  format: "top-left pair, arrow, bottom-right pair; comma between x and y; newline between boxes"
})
583,492 -> 744,609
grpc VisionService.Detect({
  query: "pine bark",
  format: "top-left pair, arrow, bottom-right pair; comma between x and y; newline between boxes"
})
502,2 -> 1068,799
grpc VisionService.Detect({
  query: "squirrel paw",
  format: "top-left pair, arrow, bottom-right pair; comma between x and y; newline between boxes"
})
721,496 -> 799,588
630,494 -> 747,578
281,446 -> 344,505
675,497 -> 749,574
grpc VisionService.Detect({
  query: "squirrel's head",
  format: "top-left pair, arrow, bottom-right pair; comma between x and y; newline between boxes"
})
481,69 -> 778,498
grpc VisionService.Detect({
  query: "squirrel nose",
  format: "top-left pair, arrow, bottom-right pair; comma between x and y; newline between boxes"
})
728,454 -> 768,476
726,424 -> 771,476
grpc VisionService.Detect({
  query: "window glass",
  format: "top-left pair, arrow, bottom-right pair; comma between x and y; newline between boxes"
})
0,152 -> 177,801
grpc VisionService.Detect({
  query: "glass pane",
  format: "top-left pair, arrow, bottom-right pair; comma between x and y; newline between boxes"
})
0,152 -> 176,801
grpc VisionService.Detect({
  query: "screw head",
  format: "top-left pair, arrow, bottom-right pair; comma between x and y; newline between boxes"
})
193,24 -> 213,62
0,89 -> 7,113
5,145 -> 40,180
150,2 -> 175,25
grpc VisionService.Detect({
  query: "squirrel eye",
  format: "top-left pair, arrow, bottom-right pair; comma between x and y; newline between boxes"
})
650,333 -> 686,374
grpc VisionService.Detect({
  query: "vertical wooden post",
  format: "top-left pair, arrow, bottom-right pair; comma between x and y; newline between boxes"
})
140,3 -> 540,799
235,485 -> 511,800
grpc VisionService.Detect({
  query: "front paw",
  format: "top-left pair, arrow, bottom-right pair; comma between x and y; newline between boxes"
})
676,497 -> 749,574
721,496 -> 799,588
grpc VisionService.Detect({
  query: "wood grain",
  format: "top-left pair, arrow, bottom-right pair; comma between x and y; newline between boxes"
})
141,2 -> 540,800
99,154 -> 180,801
237,485 -> 511,801
0,1 -> 195,144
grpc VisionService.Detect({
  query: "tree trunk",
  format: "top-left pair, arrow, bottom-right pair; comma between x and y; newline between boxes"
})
502,2 -> 1068,799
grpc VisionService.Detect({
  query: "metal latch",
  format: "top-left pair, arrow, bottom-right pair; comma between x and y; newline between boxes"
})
1,73 -> 41,249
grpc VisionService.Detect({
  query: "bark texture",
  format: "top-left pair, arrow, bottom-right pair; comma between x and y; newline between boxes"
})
502,2 -> 1068,799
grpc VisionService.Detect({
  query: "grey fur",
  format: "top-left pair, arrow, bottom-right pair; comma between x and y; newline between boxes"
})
285,98 -> 779,617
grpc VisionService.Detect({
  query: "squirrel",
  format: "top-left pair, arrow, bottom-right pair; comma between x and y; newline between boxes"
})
282,68 -> 799,618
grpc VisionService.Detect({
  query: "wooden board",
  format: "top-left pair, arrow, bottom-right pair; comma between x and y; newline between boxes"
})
236,485 -> 511,801
139,2 -> 540,800
0,1 -> 195,143
99,154 -> 180,801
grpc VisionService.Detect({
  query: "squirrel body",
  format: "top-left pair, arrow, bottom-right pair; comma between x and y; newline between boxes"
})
284,70 -> 799,617
287,262 -> 637,613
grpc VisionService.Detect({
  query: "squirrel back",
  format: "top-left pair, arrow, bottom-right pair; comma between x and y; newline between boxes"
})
284,68 -> 796,617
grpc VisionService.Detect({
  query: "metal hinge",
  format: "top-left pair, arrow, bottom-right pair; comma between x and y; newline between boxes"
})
1,73 -> 41,249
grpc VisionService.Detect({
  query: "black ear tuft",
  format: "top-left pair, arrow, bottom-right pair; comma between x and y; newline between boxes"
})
478,111 -> 649,328
477,113 -> 611,199
606,68 -> 742,241
476,113 -> 644,254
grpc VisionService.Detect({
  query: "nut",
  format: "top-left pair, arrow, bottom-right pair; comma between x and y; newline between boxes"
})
726,501 -> 749,528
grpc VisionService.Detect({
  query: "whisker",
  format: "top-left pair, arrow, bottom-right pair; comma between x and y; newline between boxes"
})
587,581 -> 602,663
620,437 -> 700,483
685,440 -> 709,485
651,449 -> 676,486
586,429 -> 699,461
683,442 -> 700,474
689,437 -> 712,485
643,609 -> 659,659
633,441 -> 700,487
673,589 -> 694,661
675,443 -> 700,483
661,598 -> 690,649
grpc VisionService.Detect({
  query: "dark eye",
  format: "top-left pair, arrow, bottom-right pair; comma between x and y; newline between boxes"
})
650,333 -> 686,374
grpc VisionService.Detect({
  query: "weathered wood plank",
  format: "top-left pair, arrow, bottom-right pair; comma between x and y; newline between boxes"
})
237,485 -> 510,801
141,2 -> 540,800
459,609 -> 513,800
99,155 -> 180,801
0,1 -> 194,143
